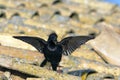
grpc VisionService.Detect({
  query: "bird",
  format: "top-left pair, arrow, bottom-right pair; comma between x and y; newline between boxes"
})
13,32 -> 94,71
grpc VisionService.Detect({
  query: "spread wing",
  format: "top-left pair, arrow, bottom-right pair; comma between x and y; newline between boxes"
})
13,36 -> 46,53
59,36 -> 94,55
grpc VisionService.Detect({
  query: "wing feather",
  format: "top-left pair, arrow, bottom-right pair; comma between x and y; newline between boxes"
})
59,36 -> 94,55
13,36 -> 46,53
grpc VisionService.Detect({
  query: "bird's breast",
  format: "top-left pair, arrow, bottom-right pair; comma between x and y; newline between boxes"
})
47,45 -> 57,51
43,45 -> 61,55
43,45 -> 63,62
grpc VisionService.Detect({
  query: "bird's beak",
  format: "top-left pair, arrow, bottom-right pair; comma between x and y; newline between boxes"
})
50,40 -> 57,45
52,40 -> 56,44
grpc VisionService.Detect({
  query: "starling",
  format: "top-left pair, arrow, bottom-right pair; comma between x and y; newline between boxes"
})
13,33 -> 94,71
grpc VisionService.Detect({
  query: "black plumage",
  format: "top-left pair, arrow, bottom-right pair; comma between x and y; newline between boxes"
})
13,33 -> 94,71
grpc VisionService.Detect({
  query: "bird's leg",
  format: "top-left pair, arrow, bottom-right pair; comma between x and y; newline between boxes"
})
51,63 -> 62,73
51,63 -> 58,71
40,59 -> 47,67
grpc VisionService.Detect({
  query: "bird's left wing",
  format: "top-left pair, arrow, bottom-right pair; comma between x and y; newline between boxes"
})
59,36 -> 94,55
13,36 -> 47,53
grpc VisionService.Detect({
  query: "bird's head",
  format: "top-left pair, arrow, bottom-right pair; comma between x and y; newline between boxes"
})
48,32 -> 58,44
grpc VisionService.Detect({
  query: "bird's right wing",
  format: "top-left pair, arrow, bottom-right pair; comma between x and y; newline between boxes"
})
13,36 -> 47,53
59,36 -> 94,55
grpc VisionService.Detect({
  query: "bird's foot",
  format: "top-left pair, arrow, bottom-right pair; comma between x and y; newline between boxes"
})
57,65 -> 63,73
57,69 -> 63,73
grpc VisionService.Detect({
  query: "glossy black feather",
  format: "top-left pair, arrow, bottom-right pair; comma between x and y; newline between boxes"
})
13,33 -> 94,71
13,36 -> 46,53
59,36 -> 94,55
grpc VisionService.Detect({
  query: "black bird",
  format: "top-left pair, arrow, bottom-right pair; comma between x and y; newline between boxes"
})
13,33 -> 94,71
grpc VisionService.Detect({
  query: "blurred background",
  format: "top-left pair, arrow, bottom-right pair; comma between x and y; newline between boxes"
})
105,0 -> 120,5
